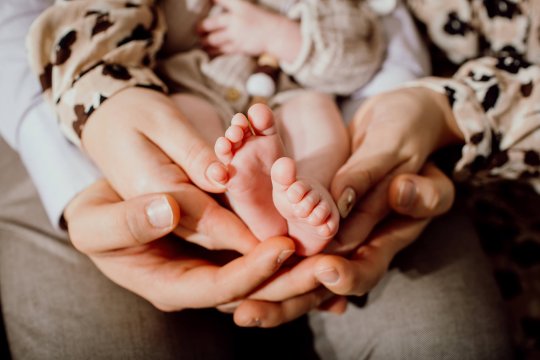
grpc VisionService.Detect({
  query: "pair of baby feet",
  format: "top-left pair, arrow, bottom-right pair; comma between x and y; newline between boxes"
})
212,104 -> 339,256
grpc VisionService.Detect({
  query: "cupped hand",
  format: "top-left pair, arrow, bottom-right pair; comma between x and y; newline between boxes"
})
64,179 -> 296,312
225,162 -> 454,327
81,87 -> 254,252
328,87 -> 461,253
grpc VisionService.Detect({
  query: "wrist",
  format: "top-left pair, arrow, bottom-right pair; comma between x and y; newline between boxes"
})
428,89 -> 464,145
408,87 -> 464,149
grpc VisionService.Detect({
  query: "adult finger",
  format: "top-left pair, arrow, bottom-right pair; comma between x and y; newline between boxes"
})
233,288 -> 335,328
388,162 -> 455,218
83,88 -> 228,195
64,180 -> 180,254
315,217 -> 430,296
327,160 -> 414,254
330,149 -> 403,219
144,236 -> 296,311
248,255 -> 324,301
169,183 -> 260,254
136,100 -> 229,193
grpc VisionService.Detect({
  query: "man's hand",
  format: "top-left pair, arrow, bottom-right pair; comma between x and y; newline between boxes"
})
65,180 -> 296,312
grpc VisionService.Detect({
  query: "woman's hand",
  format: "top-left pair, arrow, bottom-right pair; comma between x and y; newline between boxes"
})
228,164 -> 456,327
329,87 -> 461,253
64,180 -> 296,312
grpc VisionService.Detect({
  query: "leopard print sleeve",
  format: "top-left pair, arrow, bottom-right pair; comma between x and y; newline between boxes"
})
409,54 -> 540,191
279,0 -> 385,95
26,0 -> 167,146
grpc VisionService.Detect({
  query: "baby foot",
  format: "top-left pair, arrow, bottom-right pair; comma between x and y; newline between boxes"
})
213,104 -> 287,240
271,157 -> 339,256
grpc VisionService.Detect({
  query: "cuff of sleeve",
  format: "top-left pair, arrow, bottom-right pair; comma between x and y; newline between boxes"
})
279,3 -> 314,75
18,101 -> 102,229
55,64 -> 167,146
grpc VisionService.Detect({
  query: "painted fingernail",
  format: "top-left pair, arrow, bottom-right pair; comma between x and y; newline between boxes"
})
276,250 -> 295,266
316,268 -> 340,285
337,187 -> 356,218
398,179 -> 416,209
146,197 -> 173,229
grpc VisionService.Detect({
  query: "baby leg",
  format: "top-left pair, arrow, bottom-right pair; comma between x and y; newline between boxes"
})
272,92 -> 349,256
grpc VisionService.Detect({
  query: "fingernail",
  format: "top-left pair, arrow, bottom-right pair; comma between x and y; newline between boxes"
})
146,197 -> 173,229
316,268 -> 340,285
207,162 -> 228,187
398,180 -> 416,209
337,187 -> 356,218
217,301 -> 241,314
276,250 -> 295,266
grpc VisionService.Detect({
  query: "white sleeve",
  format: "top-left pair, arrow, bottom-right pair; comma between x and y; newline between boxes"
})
341,1 -> 431,122
0,0 -> 101,229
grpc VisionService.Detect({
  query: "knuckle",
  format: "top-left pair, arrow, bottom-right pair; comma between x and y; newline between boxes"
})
124,207 -> 144,246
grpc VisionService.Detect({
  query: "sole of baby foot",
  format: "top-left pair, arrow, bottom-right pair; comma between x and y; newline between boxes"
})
214,103 -> 288,241
271,157 -> 339,256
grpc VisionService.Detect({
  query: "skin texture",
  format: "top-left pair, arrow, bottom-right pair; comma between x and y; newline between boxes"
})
199,0 -> 302,62
71,81 -> 459,326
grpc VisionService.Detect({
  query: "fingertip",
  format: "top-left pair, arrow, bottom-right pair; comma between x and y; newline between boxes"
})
264,236 -> 296,255
388,174 -> 417,212
206,161 -> 229,190
163,194 -> 181,228
314,256 -> 354,295
144,195 -> 179,232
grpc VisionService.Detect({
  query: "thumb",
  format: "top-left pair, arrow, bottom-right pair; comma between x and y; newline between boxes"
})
388,163 -> 455,218
65,180 -> 180,254
330,150 -> 398,218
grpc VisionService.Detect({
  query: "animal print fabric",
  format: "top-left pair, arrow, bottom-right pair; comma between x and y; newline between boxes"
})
26,0 -> 168,146
407,1 -> 540,357
26,0 -> 384,146
406,0 -> 540,192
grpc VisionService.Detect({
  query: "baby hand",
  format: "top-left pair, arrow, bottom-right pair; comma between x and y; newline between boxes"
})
199,0 -> 286,57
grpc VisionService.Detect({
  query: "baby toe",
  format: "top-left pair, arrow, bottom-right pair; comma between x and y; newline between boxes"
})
286,181 -> 311,204
307,202 -> 331,226
293,190 -> 320,218
225,125 -> 245,144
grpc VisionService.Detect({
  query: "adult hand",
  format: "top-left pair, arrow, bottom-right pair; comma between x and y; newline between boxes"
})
82,88 -> 250,252
221,164 -> 453,327
328,87 -> 461,253
64,179 -> 296,312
